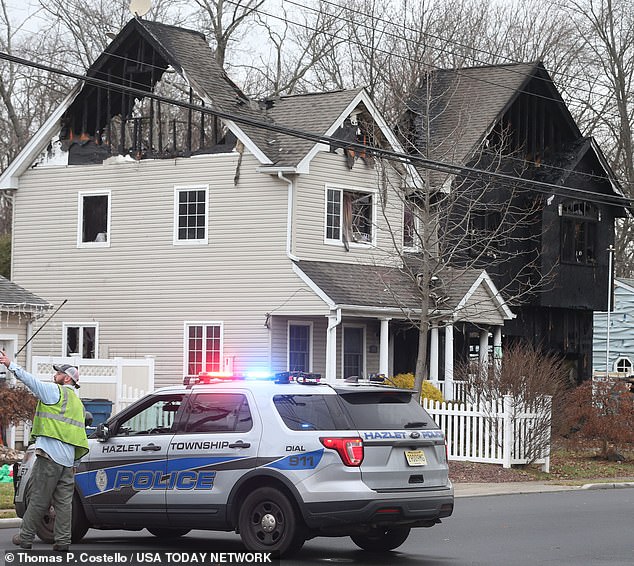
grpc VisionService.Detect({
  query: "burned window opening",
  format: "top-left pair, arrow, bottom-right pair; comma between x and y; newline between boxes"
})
60,38 -> 232,165
81,194 -> 109,244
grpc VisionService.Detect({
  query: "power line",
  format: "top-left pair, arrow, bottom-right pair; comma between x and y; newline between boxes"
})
0,49 -> 630,210
3,6 -> 629,190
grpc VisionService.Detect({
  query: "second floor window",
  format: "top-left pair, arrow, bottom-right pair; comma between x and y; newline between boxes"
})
561,201 -> 598,265
326,187 -> 374,248
64,324 -> 97,358
174,186 -> 208,244
78,191 -> 110,247
186,322 -> 222,377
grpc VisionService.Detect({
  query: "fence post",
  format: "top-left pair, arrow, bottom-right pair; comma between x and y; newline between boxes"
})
502,395 -> 513,468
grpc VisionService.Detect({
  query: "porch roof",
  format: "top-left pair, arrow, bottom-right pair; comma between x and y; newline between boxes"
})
0,276 -> 51,315
293,260 -> 514,323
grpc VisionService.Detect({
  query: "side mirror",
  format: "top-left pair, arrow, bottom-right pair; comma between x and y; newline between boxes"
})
95,423 -> 110,442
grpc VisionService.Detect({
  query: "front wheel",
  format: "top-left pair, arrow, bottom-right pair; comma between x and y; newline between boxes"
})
31,491 -> 89,544
351,526 -> 411,552
238,487 -> 305,557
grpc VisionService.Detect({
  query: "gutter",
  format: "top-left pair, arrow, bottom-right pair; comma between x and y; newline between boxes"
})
276,171 -> 299,261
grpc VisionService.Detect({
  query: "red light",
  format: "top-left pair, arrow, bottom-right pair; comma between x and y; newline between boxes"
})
320,437 -> 364,466
376,508 -> 401,514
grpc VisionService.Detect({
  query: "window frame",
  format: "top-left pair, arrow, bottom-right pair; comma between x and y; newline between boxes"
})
173,185 -> 209,245
63,323 -> 98,359
614,356 -> 633,376
183,321 -> 223,377
77,190 -> 111,249
403,199 -> 420,251
287,321 -> 313,372
324,185 -> 376,248
560,201 -> 599,266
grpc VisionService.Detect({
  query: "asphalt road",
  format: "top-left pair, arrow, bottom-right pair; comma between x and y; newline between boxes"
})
1,489 -> 633,565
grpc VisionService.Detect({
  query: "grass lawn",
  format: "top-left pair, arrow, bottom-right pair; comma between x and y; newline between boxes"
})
0,482 -> 16,518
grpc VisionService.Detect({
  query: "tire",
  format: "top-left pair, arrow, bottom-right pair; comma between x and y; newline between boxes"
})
27,485 -> 89,544
238,487 -> 305,557
147,528 -> 190,538
351,526 -> 411,552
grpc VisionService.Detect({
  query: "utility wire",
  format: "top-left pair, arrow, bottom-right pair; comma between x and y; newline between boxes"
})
3,7 -> 630,190
0,49 -> 630,210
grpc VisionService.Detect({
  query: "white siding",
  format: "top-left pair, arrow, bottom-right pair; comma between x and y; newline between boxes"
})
13,153 -> 328,387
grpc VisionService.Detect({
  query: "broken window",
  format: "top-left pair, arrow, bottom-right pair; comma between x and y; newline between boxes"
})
325,187 -> 374,248
468,210 -> 504,258
78,192 -> 110,246
561,201 -> 598,265
64,324 -> 97,359
174,186 -> 208,244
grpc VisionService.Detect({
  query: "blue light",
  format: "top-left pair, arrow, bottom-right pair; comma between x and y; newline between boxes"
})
245,370 -> 274,380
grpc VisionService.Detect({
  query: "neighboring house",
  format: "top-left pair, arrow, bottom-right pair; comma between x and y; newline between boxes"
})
404,62 -> 630,382
0,275 -> 50,447
593,278 -> 634,379
0,18 -> 514,392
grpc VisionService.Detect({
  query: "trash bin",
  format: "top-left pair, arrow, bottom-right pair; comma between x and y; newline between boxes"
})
82,398 -> 113,427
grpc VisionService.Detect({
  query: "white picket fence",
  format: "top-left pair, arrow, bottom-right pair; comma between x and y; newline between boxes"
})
423,395 -> 552,472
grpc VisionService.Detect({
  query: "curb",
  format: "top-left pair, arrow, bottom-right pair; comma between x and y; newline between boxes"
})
581,481 -> 634,490
0,517 -> 21,529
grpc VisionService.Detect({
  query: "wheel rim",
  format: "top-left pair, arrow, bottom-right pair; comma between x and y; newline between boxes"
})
248,500 -> 286,546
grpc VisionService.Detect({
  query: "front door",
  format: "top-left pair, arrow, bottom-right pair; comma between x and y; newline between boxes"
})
343,326 -> 364,379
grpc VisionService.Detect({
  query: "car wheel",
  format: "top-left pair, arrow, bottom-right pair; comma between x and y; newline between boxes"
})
28,487 -> 89,544
350,526 -> 411,552
238,487 -> 305,557
146,528 -> 190,538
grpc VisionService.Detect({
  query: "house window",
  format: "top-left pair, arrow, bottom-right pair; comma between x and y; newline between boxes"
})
343,326 -> 364,379
614,357 -> 632,376
325,187 -> 374,247
288,323 -> 311,372
174,186 -> 208,244
469,210 -> 503,257
185,322 -> 222,376
78,191 -> 110,247
64,324 -> 97,358
403,200 -> 420,250
561,201 -> 599,265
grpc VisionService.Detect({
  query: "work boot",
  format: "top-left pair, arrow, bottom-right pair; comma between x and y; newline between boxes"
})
12,533 -> 32,549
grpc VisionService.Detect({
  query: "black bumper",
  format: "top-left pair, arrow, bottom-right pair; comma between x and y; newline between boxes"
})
301,490 -> 454,531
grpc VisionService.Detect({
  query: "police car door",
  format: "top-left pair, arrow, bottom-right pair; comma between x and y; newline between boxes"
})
77,393 -> 185,528
165,390 -> 260,528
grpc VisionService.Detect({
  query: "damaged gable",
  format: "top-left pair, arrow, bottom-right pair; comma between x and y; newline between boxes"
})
46,18 -> 253,166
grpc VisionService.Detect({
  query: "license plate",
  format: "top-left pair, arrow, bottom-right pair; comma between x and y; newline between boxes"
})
405,449 -> 427,466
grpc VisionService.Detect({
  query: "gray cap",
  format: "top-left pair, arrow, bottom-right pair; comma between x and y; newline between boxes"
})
53,364 -> 80,388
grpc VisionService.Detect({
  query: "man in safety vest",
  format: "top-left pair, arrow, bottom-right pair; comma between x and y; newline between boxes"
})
0,352 -> 89,552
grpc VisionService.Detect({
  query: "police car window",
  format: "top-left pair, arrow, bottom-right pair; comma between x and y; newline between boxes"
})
337,391 -> 439,430
115,395 -> 183,436
273,395 -> 350,431
183,393 -> 252,433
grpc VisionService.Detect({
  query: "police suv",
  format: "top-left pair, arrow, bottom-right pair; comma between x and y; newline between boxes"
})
14,372 -> 454,557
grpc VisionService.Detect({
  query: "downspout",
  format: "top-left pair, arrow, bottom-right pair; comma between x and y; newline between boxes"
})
278,171 -> 299,261
326,308 -> 342,382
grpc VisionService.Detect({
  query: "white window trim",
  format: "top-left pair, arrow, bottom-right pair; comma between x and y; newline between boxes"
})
403,200 -> 421,252
62,323 -> 99,358
341,324 -> 366,378
77,190 -> 111,249
183,321 -> 224,376
173,184 -> 209,245
324,184 -> 377,248
613,356 -> 633,376
287,321 -> 313,372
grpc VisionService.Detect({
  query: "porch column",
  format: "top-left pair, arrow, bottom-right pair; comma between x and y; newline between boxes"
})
444,322 -> 454,401
379,317 -> 391,377
493,326 -> 503,375
429,324 -> 439,382
479,329 -> 489,369
326,310 -> 341,382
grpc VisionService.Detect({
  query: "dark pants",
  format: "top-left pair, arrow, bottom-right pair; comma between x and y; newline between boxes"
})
21,455 -> 74,546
